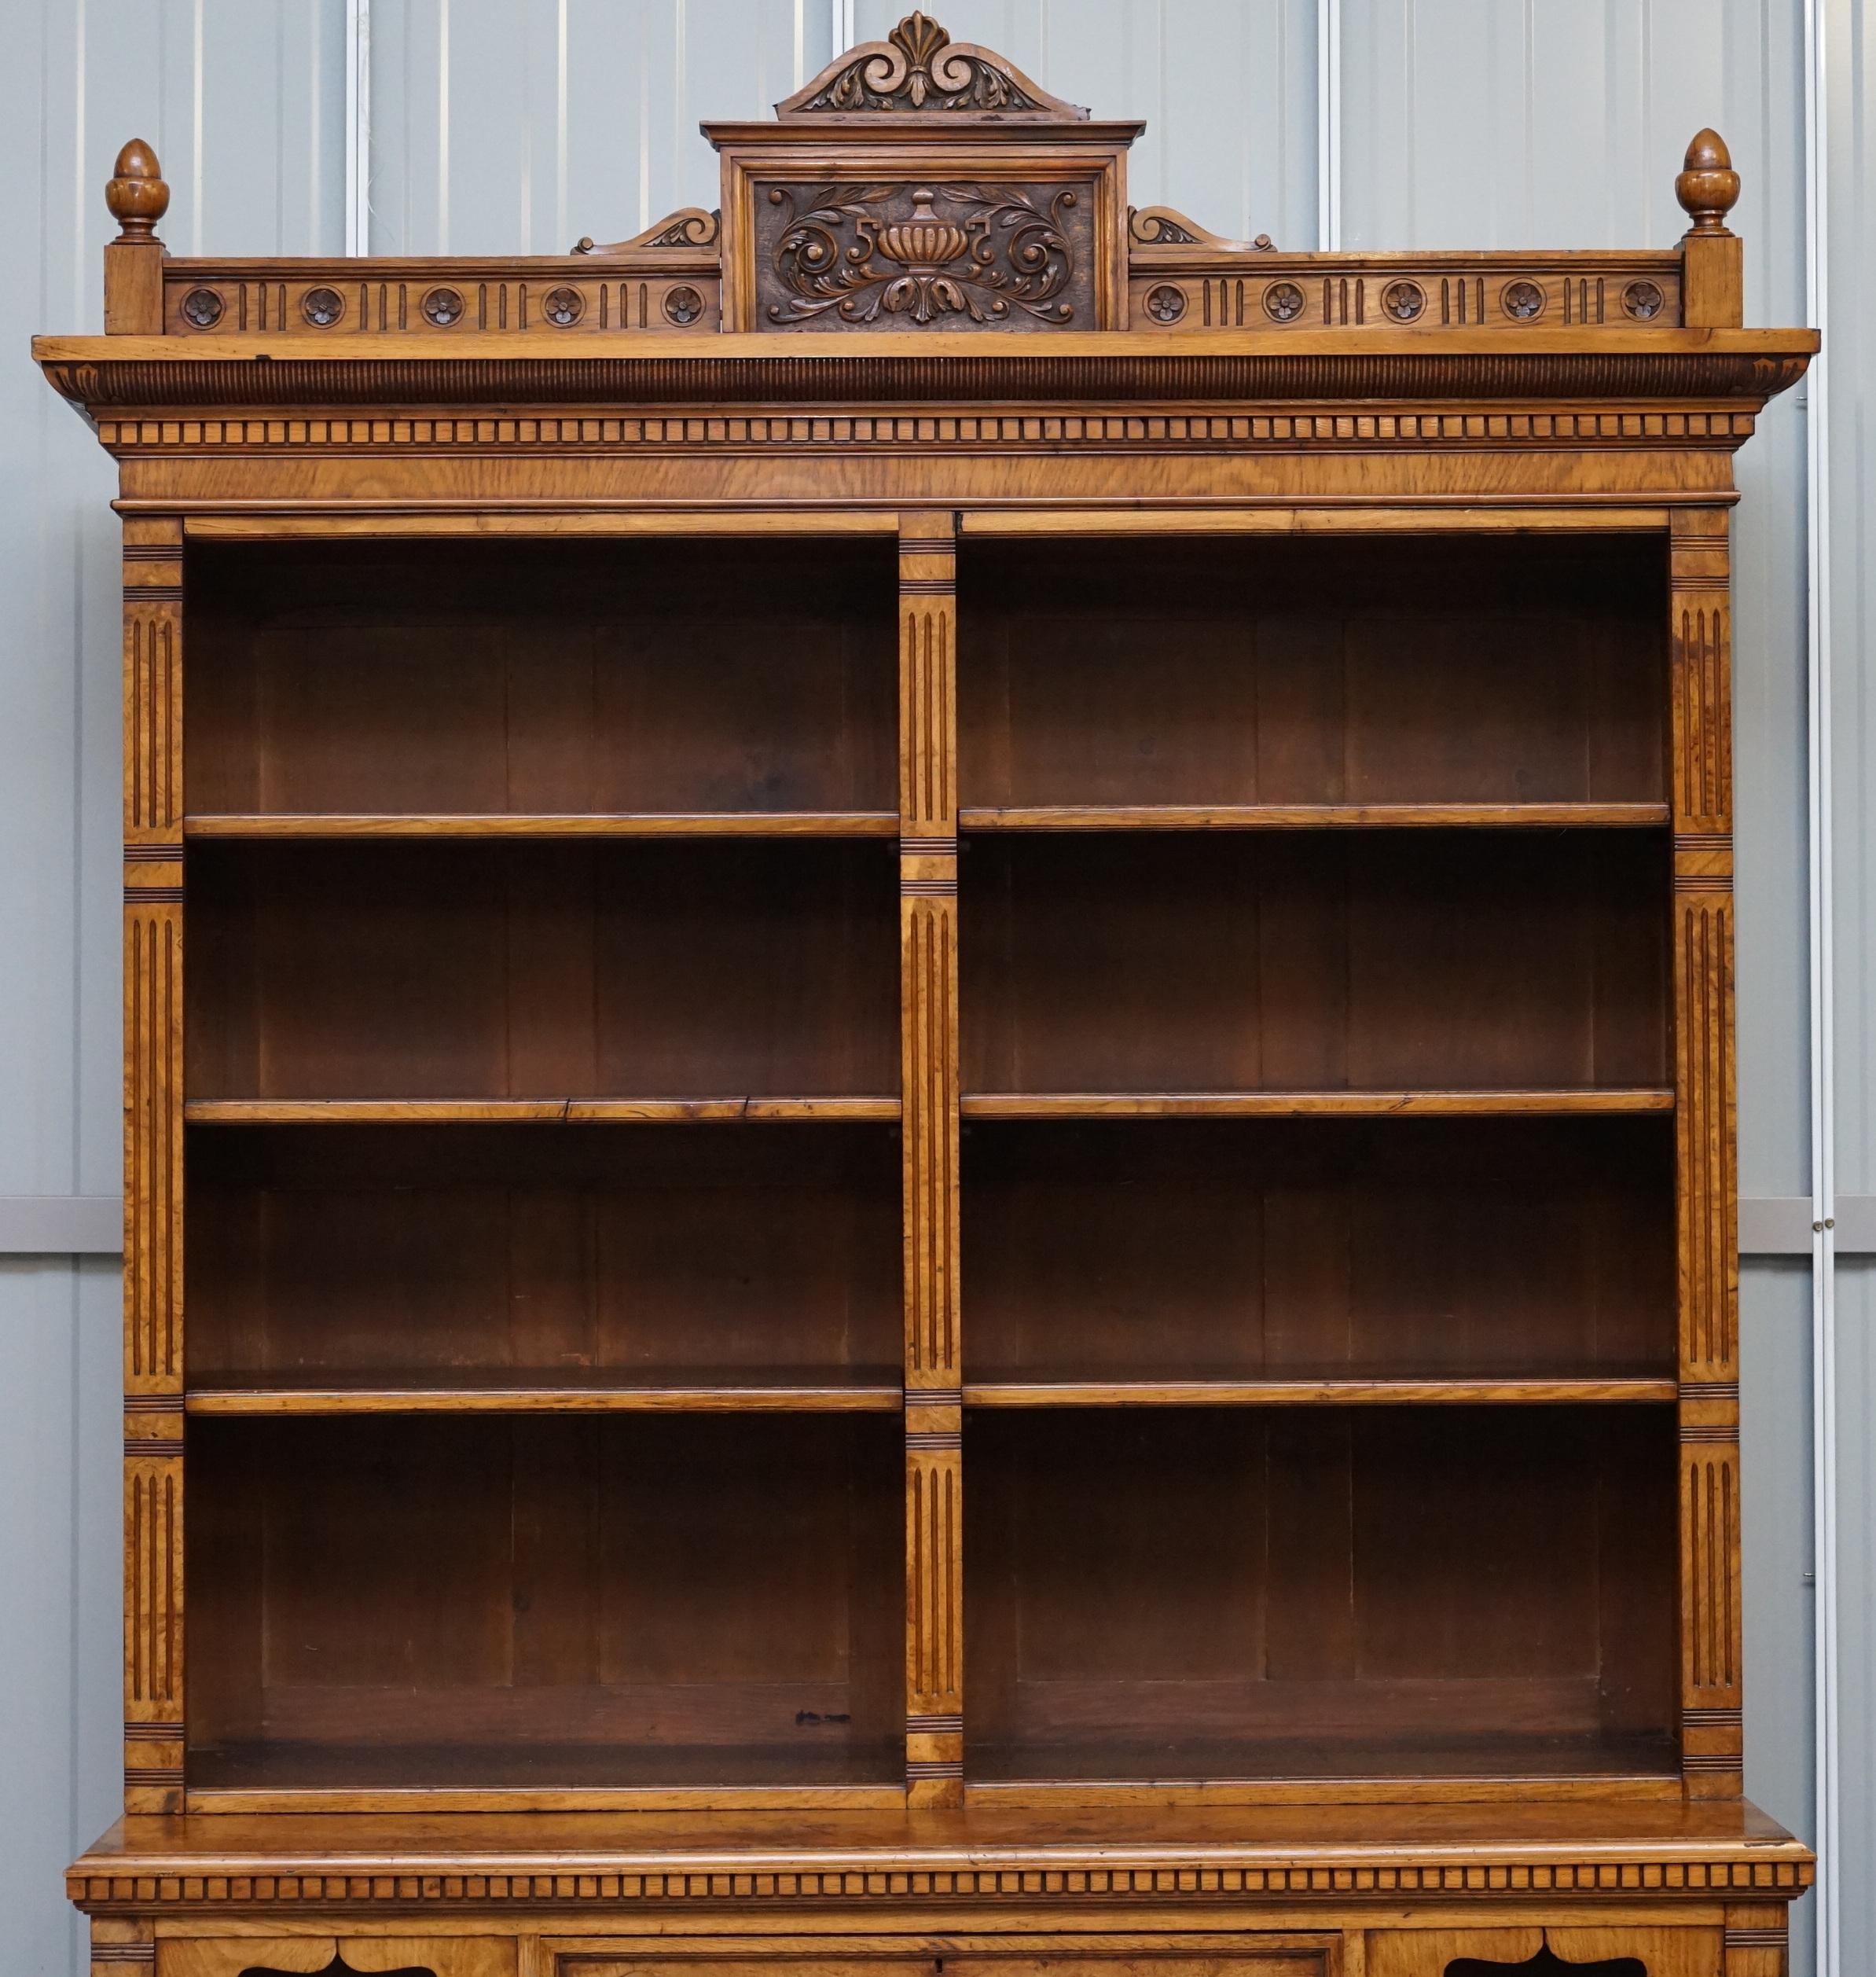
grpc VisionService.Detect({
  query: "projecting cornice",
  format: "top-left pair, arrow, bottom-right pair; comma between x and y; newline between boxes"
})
34,328 -> 1815,426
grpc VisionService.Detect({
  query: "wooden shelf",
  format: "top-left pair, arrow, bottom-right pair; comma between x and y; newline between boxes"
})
186,1740 -> 908,1807
960,1090 -> 1675,1119
193,1374 -> 1676,1413
187,1367 -> 905,1414
960,803 -> 1671,832
69,1796 -> 1815,1881
964,1732 -> 1683,1799
964,1376 -> 1679,1408
185,1097 -> 901,1123
186,811 -> 901,839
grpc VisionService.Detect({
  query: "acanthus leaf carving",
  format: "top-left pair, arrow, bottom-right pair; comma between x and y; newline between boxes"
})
764,182 -> 1081,328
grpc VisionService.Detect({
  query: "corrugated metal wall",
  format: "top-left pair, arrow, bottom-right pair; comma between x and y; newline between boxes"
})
1822,0 -> 1876,1963
0,2 -> 1863,1971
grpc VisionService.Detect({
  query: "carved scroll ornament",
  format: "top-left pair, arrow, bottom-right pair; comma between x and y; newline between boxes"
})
573,207 -> 720,255
763,182 -> 1084,327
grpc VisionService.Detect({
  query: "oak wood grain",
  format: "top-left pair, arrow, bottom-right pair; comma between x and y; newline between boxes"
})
49,24 -> 1816,1953
184,1098 -> 902,1123
960,803 -> 1670,831
185,1375 -> 905,1414
959,1090 -> 1676,1118
963,1378 -> 1680,1408
899,510 -> 964,1808
185,811 -> 901,838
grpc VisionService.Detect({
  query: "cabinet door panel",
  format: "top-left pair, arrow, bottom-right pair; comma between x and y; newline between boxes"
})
1364,1925 -> 1720,1975
950,1960 -> 1331,1977
157,1939 -> 516,1977
546,1957 -> 1329,1977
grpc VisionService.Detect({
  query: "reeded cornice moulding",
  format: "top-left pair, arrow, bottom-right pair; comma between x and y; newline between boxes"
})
32,327 -> 1818,421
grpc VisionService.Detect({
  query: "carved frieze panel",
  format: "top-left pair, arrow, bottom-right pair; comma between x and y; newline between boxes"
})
751,178 -> 1099,332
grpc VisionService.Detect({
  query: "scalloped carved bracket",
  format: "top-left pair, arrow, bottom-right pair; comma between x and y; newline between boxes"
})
240,1959 -> 436,1977
778,10 -> 1087,119
1445,1953 -> 1643,1977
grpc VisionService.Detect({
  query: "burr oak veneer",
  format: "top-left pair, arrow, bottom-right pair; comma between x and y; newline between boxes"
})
38,19 -> 1816,1977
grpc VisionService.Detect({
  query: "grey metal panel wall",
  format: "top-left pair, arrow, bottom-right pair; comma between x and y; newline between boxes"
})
1837,1266 -> 1876,1971
1742,1261 -> 1819,1953
367,0 -> 828,254
1826,0 -> 1876,1953
1828,0 -> 1874,1207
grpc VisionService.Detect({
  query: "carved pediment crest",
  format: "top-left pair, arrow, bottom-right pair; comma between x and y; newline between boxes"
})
778,11 -> 1088,119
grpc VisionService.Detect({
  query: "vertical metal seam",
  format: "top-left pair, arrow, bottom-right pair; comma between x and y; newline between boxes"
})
345,0 -> 370,254
1804,0 -> 1840,1968
637,46 -> 651,233
437,0 -> 450,252
673,0 -> 687,215
1316,0 -> 1341,248
556,0 -> 569,253
190,0 -> 204,254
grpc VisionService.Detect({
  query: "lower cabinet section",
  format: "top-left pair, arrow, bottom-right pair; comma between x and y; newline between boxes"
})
152,1942 -> 516,1977
130,1930 -> 1756,1977
1362,1929 -> 1724,1974
542,1961 -> 1332,1977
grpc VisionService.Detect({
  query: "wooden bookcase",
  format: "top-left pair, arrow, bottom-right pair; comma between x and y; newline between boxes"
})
39,17 -> 1817,1977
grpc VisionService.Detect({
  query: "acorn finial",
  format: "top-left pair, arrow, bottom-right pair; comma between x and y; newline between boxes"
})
106,140 -> 169,242
1676,129 -> 1739,236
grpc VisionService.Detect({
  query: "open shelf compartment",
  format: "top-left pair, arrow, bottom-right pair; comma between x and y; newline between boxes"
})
187,1412 -> 905,1799
958,533 -> 1665,815
962,828 -> 1669,1097
186,536 -> 899,822
185,837 -> 899,1104
962,1115 -> 1676,1387
964,1404 -> 1680,1794
185,1120 -> 902,1402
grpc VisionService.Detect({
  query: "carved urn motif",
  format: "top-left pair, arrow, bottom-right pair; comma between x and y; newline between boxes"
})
872,189 -> 971,272
764,181 -> 1081,327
